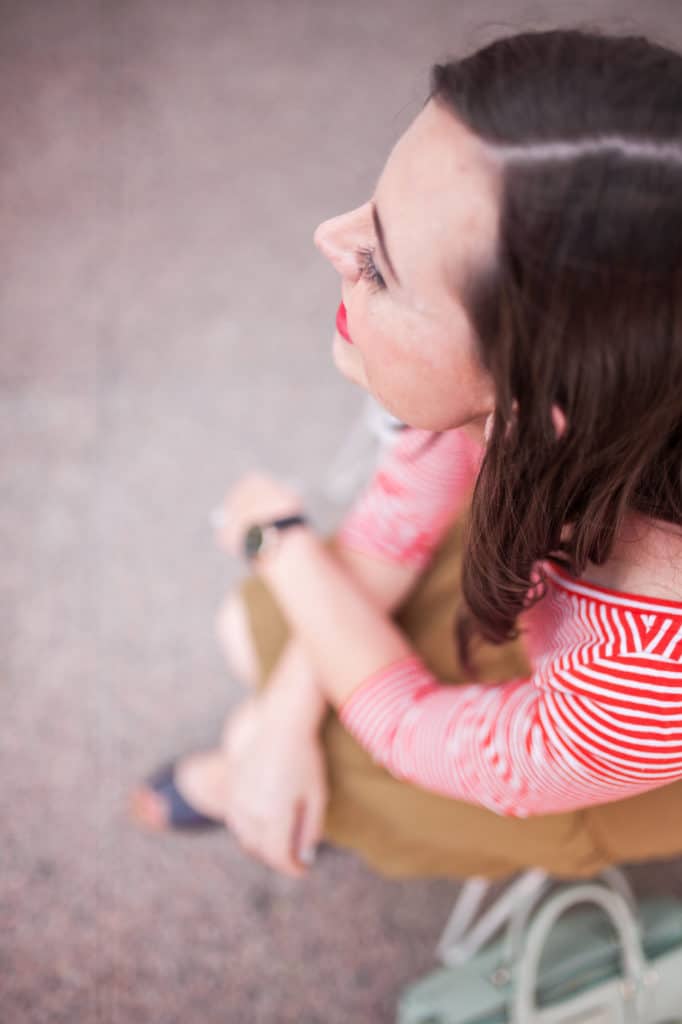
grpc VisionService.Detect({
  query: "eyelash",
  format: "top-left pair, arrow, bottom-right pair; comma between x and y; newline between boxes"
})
355,245 -> 386,291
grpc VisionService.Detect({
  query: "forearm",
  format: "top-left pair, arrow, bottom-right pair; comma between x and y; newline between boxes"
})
260,635 -> 328,732
260,533 -> 420,732
260,528 -> 412,709
326,534 -> 422,613
259,535 -> 664,818
291,432 -> 472,676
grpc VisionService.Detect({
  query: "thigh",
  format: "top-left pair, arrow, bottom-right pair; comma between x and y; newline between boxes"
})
585,780 -> 682,866
319,710 -> 605,880
238,521 -> 605,880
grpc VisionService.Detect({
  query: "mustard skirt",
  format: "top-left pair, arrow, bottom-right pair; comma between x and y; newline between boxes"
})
239,517 -> 682,880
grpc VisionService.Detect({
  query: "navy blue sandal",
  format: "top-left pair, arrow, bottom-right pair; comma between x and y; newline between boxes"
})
138,761 -> 224,831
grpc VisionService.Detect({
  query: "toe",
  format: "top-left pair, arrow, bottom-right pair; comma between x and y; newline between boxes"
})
129,785 -> 169,830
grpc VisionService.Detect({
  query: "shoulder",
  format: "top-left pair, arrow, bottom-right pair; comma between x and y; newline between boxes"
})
570,512 -> 682,604
532,559 -> 682,669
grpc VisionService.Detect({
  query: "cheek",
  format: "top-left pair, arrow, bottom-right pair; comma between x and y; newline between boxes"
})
359,316 -> 494,430
358,328 -> 441,424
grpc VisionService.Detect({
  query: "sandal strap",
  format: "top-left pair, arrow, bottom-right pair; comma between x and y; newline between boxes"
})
148,763 -> 224,830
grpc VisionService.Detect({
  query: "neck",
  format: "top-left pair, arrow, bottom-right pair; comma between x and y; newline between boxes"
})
580,511 -> 682,600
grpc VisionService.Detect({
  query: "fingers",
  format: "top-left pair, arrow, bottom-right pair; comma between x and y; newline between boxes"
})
219,700 -> 328,880
210,503 -> 238,555
293,784 -> 328,870
261,814 -> 307,879
210,472 -> 305,557
226,800 -> 307,879
229,791 -> 329,879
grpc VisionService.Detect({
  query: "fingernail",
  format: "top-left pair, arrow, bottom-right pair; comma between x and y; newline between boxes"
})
210,507 -> 225,529
299,846 -> 316,866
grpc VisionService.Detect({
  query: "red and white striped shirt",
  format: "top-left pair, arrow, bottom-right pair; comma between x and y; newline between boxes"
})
336,427 -> 682,817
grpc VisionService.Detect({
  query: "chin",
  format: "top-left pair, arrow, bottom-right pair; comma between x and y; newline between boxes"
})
332,333 -> 368,389
365,394 -> 485,433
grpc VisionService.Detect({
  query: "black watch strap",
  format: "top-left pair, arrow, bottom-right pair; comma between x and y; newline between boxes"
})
243,514 -> 308,561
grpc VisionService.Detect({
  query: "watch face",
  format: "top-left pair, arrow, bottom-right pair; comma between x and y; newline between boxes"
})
244,524 -> 264,560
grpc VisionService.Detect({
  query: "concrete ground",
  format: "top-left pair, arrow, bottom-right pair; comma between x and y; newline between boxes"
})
2,1 -> 682,1021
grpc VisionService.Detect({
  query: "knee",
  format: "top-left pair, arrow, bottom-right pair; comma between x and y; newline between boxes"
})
214,589 -> 259,687
219,714 -> 232,750
214,588 -> 241,641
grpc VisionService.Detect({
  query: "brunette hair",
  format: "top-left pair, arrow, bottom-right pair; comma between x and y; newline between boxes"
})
429,30 -> 682,663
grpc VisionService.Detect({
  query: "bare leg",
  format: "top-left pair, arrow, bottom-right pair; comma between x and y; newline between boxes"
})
214,589 -> 260,689
133,590 -> 326,831
131,749 -> 230,828
134,629 -> 311,827
132,589 -> 259,827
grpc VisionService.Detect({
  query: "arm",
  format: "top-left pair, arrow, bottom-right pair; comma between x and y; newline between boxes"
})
325,537 -> 422,614
260,528 -> 682,816
216,429 -> 480,876
335,426 -> 481,574
258,425 -> 480,721
261,541 -> 416,731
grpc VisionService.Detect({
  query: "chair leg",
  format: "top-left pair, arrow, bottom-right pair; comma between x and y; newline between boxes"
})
436,866 -> 637,968
437,869 -> 550,966
436,877 -> 490,964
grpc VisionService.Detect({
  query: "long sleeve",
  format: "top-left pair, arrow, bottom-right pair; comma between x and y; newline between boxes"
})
338,578 -> 682,817
335,427 -> 481,571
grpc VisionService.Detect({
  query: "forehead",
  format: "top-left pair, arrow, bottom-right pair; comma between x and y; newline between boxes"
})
376,100 -> 500,305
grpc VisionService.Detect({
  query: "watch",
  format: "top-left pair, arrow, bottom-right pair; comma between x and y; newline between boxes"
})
242,514 -> 309,562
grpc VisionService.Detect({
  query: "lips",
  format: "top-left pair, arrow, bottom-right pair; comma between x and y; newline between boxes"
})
335,302 -> 353,344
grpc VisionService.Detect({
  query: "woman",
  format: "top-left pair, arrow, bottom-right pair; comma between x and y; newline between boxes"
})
133,29 -> 682,882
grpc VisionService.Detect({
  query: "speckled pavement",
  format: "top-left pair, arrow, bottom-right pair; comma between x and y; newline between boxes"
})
2,1 -> 682,1021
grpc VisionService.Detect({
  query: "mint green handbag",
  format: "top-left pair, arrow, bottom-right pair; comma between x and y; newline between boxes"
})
397,881 -> 682,1023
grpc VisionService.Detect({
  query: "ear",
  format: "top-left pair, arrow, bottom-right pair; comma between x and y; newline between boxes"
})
483,404 -> 567,444
551,404 -> 567,439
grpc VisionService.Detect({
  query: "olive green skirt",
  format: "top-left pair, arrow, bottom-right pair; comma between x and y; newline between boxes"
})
239,517 -> 682,880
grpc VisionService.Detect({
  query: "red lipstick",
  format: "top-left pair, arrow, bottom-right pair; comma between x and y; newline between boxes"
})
335,302 -> 353,344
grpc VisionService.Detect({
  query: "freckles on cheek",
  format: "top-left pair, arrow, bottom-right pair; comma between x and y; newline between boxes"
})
365,338 -> 434,408
358,320 -> 394,368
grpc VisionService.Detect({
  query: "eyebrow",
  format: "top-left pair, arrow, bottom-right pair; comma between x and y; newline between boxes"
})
371,202 -> 401,286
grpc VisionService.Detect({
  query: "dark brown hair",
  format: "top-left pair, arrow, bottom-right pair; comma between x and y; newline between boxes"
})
429,30 -> 682,663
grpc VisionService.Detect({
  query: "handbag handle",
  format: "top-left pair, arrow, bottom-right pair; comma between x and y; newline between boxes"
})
497,867 -> 638,980
511,884 -> 648,1023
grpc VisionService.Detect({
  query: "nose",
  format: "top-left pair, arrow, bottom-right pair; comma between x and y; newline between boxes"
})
313,205 -> 368,281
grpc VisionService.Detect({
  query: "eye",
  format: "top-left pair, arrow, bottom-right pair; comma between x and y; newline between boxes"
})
356,245 -> 386,291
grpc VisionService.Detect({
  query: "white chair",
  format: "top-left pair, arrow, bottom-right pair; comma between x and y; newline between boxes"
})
435,867 -> 637,968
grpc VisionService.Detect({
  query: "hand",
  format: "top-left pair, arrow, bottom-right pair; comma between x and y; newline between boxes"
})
221,694 -> 329,878
212,471 -> 305,558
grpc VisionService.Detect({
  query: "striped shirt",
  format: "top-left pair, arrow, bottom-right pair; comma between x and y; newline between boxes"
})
336,427 -> 682,817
